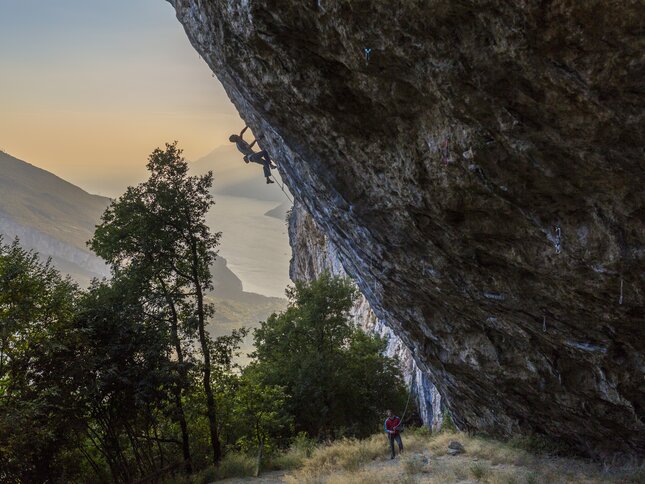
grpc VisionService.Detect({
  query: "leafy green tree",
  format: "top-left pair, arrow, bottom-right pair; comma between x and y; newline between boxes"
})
74,276 -> 177,482
232,378 -> 292,476
0,238 -> 83,483
210,327 -> 248,442
0,237 -> 183,483
90,142 -> 223,466
249,273 -> 407,439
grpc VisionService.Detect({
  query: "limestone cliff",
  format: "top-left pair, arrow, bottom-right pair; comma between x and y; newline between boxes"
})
170,0 -> 645,456
288,201 -> 443,429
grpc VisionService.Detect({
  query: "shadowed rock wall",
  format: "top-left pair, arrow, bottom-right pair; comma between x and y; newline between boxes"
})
170,0 -> 644,456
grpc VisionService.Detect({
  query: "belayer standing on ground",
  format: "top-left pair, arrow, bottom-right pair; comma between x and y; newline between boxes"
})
384,409 -> 404,459
229,126 -> 277,184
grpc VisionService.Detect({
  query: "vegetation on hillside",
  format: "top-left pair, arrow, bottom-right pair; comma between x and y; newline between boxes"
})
0,143 -> 408,483
248,273 -> 407,440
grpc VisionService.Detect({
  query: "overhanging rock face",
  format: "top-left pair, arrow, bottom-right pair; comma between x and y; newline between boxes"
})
170,0 -> 645,456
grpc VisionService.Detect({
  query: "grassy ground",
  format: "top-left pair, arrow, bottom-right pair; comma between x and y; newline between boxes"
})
178,429 -> 645,483
287,430 -> 645,484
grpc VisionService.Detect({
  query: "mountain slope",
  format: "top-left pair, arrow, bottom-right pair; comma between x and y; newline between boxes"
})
0,151 -> 111,248
0,151 -> 110,283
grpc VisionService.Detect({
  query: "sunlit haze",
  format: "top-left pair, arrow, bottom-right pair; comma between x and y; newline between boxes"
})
0,0 -> 240,197
0,0 -> 291,298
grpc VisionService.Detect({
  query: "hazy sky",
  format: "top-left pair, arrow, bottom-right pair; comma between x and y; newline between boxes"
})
0,0 -> 241,196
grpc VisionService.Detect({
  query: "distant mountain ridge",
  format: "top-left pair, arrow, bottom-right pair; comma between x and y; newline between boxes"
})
0,150 -> 111,283
0,150 -> 285,339
0,151 -> 111,247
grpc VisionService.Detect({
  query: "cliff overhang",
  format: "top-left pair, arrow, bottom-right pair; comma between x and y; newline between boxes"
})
170,0 -> 645,457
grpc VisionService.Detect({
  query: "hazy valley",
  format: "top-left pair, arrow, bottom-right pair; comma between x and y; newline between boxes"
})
0,148 -> 288,354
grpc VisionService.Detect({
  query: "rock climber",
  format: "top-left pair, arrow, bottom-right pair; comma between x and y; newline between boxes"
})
229,126 -> 277,184
384,409 -> 404,459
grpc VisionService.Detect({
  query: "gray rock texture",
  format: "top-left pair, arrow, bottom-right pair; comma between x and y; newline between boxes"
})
288,201 -> 443,429
169,0 -> 645,456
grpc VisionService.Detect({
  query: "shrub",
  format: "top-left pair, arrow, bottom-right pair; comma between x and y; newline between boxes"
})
412,425 -> 432,438
402,454 -> 427,475
439,412 -> 458,433
293,432 -> 317,458
268,448 -> 306,471
195,466 -> 218,484
470,462 -> 490,481
508,433 -> 567,456
289,435 -> 384,478
216,453 -> 255,479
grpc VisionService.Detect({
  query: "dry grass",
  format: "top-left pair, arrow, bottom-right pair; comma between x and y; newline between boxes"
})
285,434 -> 383,480
401,453 -> 427,475
426,431 -> 533,466
283,429 -> 645,484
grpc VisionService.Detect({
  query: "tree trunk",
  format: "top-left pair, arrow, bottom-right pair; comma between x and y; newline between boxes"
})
159,278 -> 193,474
190,240 -> 221,465
255,439 -> 264,478
174,391 -> 193,473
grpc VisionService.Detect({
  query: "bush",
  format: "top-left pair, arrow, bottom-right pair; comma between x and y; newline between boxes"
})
296,436 -> 383,474
292,432 -> 317,458
266,432 -> 317,471
267,448 -> 306,471
216,453 -> 255,480
195,466 -> 218,484
250,274 -> 408,440
402,454 -> 427,475
439,413 -> 457,433
470,462 -> 490,481
508,433 -> 567,456
412,425 -> 432,438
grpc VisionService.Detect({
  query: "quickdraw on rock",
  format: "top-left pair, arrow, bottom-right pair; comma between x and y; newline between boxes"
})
363,47 -> 373,63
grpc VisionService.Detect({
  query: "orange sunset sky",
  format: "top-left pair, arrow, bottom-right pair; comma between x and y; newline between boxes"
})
0,0 -> 241,197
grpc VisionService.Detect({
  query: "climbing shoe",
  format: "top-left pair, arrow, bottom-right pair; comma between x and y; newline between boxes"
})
266,178 -> 275,184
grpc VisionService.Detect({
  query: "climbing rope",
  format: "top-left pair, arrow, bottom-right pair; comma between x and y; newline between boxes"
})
397,384 -> 415,431
401,387 -> 413,421
275,176 -> 294,204
619,277 -> 624,305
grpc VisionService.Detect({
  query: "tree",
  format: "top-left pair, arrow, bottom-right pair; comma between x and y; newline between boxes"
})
0,237 -> 187,483
90,142 -> 223,466
232,378 -> 292,476
74,276 -> 177,482
249,273 -> 408,439
0,238 -> 83,483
